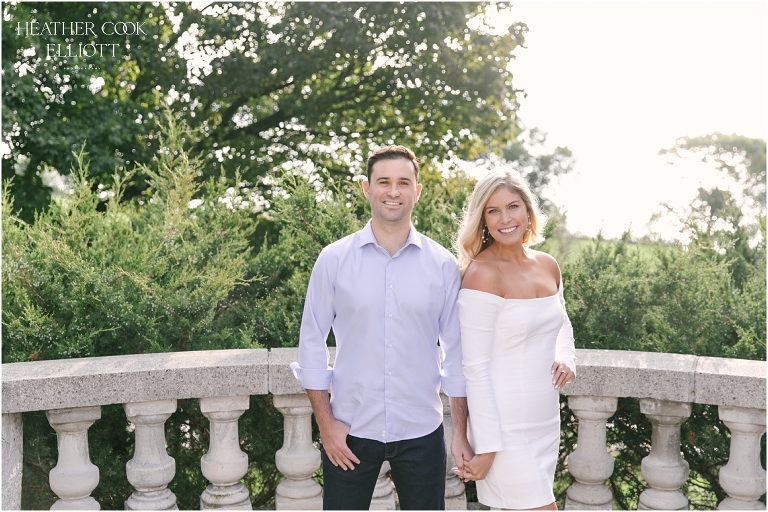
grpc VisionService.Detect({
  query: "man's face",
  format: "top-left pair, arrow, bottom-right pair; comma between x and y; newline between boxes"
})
362,158 -> 422,226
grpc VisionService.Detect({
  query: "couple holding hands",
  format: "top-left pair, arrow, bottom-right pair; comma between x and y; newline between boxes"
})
290,145 -> 576,510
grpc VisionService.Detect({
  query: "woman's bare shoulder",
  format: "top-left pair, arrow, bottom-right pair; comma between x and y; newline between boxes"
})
528,249 -> 562,285
461,258 -> 501,295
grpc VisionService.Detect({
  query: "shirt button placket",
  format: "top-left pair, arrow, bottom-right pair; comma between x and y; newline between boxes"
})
384,265 -> 394,442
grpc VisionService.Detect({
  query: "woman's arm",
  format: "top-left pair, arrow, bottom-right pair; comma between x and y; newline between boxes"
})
457,285 -> 505,454
553,278 -> 577,389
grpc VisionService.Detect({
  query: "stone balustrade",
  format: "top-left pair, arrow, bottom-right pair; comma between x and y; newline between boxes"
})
3,349 -> 269,511
2,348 -> 765,510
562,350 -> 766,510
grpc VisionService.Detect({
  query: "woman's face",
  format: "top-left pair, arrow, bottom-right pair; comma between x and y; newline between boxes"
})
482,186 -> 529,246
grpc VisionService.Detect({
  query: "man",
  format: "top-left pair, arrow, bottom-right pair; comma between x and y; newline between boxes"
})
290,145 -> 472,510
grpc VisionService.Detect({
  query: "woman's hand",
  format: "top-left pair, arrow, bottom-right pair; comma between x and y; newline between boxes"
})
551,361 -> 575,390
452,452 -> 496,482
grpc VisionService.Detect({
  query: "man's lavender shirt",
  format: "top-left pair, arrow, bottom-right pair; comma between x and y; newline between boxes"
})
290,221 -> 466,443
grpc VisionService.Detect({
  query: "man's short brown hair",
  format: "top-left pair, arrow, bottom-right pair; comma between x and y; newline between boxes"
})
366,145 -> 420,182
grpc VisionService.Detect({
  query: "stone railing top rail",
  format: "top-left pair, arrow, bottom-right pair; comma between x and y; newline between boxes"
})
1,349 -> 271,414
2,348 -> 764,414
565,349 -> 765,409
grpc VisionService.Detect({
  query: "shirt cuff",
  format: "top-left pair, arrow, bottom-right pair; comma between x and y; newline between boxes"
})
440,373 -> 467,397
290,362 -> 333,390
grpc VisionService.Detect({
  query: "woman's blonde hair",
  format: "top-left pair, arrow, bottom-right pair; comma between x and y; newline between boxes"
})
454,170 -> 545,274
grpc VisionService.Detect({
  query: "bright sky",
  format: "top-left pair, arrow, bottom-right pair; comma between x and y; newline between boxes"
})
493,1 -> 767,240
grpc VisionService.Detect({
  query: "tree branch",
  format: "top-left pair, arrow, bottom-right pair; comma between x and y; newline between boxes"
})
230,110 -> 290,139
194,77 -> 297,152
218,96 -> 249,130
130,8 -> 198,102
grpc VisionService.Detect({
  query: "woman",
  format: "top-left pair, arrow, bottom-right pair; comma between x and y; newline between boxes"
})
452,170 -> 576,510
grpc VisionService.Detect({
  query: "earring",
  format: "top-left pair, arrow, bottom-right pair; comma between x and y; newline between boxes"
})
482,225 -> 490,244
526,216 -> 532,233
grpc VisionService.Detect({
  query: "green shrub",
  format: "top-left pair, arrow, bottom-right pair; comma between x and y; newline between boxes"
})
247,175 -> 366,349
2,113 -> 281,509
2,115 -> 257,362
557,233 -> 766,509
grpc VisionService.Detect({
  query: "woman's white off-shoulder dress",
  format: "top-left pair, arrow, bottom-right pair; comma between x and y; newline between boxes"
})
457,281 -> 576,509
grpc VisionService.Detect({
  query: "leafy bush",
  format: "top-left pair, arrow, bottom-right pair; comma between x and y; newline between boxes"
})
557,233 -> 766,509
247,175 -> 366,349
2,115 -> 256,362
2,114 -> 283,509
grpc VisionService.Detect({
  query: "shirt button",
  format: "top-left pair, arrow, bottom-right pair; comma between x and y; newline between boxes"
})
388,371 -> 392,376
388,400 -> 392,403
388,343 -> 392,347
388,313 -> 392,318
389,285 -> 393,289
383,430 -> 386,435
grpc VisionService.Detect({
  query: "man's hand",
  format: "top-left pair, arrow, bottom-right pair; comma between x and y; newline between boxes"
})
306,389 -> 361,470
448,396 -> 473,479
450,431 -> 474,479
319,417 -> 360,470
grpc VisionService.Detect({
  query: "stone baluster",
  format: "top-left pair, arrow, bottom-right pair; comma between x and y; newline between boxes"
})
717,406 -> 766,510
274,394 -> 323,509
370,461 -> 395,510
564,395 -> 618,510
441,392 -> 467,509
199,396 -> 251,510
46,406 -> 101,510
123,400 -> 178,510
637,399 -> 692,510
2,412 -> 24,510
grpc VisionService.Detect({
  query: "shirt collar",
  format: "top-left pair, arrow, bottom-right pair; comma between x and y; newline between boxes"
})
358,220 -> 423,250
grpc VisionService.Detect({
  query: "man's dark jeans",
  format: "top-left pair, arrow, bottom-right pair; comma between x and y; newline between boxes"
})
322,424 -> 447,510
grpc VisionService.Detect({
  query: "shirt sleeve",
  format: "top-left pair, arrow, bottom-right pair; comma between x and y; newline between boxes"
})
555,282 -> 577,375
290,249 -> 335,390
458,293 -> 504,454
438,259 -> 467,397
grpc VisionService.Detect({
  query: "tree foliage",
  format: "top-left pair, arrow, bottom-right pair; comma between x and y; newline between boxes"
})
657,134 -> 766,289
567,233 -> 765,361
477,127 -> 575,214
660,133 -> 766,209
3,1 -> 526,221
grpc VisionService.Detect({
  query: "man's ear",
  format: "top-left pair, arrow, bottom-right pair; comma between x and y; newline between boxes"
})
361,179 -> 370,198
415,183 -> 423,202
